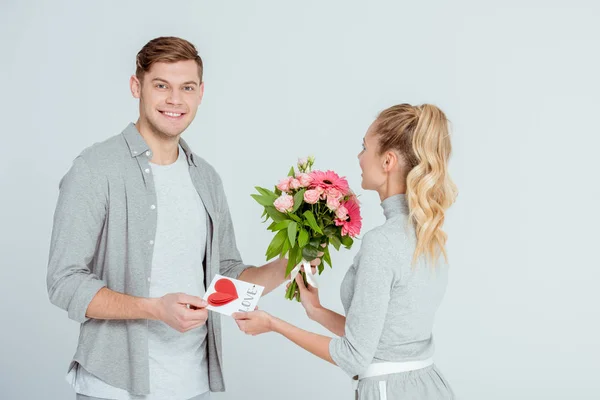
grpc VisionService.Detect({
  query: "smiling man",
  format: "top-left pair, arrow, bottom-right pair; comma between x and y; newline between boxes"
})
47,37 -> 289,400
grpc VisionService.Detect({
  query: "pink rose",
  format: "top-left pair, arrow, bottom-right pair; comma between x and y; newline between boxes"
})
326,195 -> 340,211
274,194 -> 294,213
290,178 -> 302,190
316,187 -> 326,200
304,189 -> 320,204
336,205 -> 348,221
326,188 -> 342,201
277,177 -> 292,192
296,173 -> 313,187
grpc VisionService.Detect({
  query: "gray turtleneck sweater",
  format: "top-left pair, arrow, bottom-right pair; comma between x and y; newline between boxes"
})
329,194 -> 449,377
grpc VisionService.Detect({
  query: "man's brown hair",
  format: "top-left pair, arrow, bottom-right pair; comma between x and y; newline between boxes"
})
135,36 -> 203,82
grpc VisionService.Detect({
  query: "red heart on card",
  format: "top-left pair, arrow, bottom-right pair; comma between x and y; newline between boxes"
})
207,278 -> 239,307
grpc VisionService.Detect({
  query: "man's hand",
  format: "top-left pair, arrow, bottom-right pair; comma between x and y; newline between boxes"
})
153,293 -> 208,333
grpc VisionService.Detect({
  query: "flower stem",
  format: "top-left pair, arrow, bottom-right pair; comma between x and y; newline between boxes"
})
286,279 -> 297,300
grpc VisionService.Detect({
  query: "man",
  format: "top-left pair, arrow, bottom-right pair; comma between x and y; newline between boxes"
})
47,36 -> 291,400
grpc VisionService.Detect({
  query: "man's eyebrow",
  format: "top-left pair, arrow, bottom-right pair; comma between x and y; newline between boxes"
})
152,78 -> 199,86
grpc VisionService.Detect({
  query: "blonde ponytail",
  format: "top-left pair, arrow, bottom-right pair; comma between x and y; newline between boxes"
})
375,104 -> 457,265
407,104 -> 457,264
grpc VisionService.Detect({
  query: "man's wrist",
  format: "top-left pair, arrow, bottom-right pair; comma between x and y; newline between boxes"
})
141,297 -> 161,320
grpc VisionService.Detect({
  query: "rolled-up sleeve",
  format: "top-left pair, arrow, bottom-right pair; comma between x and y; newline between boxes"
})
329,232 -> 396,377
47,156 -> 107,323
214,176 -> 251,279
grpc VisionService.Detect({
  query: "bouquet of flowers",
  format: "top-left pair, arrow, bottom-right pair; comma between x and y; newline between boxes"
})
251,156 -> 362,301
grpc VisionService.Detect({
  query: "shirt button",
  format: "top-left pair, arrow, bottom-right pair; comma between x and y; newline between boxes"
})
146,151 -> 151,157
144,168 -> 150,174
149,240 -> 154,245
147,277 -> 151,283
150,204 -> 156,210
132,151 -> 138,155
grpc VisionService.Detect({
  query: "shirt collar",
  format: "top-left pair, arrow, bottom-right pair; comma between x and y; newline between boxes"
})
381,194 -> 409,219
122,122 -> 198,167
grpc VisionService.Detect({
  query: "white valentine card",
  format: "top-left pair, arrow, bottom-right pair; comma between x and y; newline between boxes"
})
203,274 -> 264,316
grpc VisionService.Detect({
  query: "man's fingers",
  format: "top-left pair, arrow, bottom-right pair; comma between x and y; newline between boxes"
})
176,293 -> 207,308
184,320 -> 206,332
182,308 -> 208,322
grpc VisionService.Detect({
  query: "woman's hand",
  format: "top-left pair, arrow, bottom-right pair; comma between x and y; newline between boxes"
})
293,271 -> 322,320
232,309 -> 274,336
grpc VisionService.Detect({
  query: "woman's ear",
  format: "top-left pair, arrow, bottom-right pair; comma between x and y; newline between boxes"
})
383,151 -> 399,172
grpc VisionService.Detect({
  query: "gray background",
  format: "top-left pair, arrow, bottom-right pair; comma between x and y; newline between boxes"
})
1,0 -> 599,399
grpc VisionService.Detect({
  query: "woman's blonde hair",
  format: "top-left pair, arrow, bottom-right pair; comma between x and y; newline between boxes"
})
375,103 -> 458,265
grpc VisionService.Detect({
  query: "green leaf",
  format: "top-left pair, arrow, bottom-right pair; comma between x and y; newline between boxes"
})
266,247 -> 281,261
280,236 -> 290,258
288,213 -> 302,223
302,245 -> 319,261
266,230 -> 287,260
286,245 -> 299,276
341,235 -> 354,248
298,228 -> 309,248
309,237 -> 322,248
265,206 -> 286,222
330,235 -> 341,251
287,166 -> 295,177
287,221 -> 298,248
323,246 -> 332,267
292,189 -> 306,213
295,245 -> 304,265
261,208 -> 268,221
251,194 -> 275,207
318,264 -> 324,274
267,221 -> 278,230
323,225 -> 338,237
303,210 -> 323,234
255,186 -> 277,199
271,220 -> 292,231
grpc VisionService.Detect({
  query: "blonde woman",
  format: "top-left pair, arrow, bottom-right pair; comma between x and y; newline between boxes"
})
233,104 -> 457,399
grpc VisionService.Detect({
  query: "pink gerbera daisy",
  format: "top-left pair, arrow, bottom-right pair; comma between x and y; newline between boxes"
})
309,170 -> 350,195
335,197 -> 362,237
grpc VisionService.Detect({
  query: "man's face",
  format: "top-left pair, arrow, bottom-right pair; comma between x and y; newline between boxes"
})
131,60 -> 204,138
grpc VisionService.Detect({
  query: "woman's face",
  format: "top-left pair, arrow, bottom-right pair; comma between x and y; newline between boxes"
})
358,122 -> 387,191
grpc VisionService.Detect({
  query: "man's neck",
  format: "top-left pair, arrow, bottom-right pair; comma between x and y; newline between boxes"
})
135,120 -> 180,165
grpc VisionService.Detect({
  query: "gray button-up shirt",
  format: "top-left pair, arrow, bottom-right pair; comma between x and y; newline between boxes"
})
47,123 -> 250,395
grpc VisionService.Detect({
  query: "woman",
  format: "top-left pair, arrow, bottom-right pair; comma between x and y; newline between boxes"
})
233,103 -> 457,399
